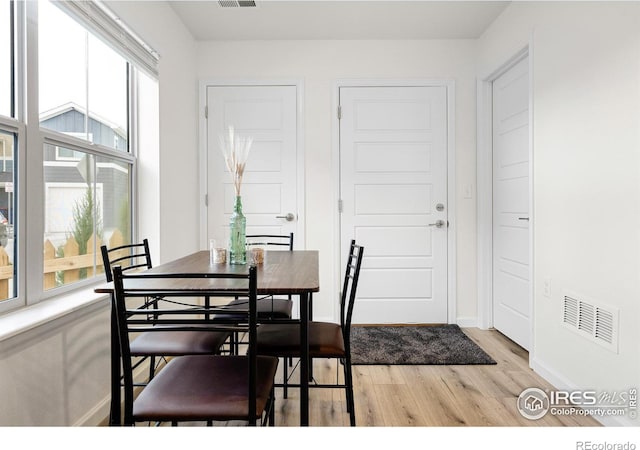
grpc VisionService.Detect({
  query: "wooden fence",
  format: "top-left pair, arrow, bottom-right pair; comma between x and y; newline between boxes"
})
0,229 -> 126,299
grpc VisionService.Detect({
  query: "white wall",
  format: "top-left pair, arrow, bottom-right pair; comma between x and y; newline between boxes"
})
196,39 -> 479,322
0,299 -> 110,425
108,1 -> 200,264
478,2 -> 640,425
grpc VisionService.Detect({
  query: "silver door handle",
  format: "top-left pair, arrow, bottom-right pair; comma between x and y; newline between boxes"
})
428,220 -> 445,228
276,213 -> 296,222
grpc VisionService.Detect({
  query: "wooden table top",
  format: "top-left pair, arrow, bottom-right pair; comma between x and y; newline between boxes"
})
95,250 -> 320,296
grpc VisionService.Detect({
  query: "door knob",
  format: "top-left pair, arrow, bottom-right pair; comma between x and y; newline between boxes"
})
276,213 -> 296,222
428,220 -> 445,228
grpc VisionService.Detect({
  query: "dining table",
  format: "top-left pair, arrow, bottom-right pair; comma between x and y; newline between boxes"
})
95,249 -> 320,427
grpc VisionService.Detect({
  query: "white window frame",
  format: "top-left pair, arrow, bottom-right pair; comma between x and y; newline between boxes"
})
0,0 -> 156,314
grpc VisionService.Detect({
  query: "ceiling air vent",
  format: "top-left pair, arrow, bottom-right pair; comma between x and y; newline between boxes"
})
218,1 -> 257,7
562,291 -> 618,353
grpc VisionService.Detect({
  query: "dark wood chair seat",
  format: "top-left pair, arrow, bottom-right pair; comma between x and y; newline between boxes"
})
130,328 -> 230,356
257,322 -> 345,358
224,297 -> 293,320
133,355 -> 278,423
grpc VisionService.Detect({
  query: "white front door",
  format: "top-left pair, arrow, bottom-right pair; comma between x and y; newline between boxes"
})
206,85 -> 299,245
339,86 -> 448,324
492,57 -> 531,350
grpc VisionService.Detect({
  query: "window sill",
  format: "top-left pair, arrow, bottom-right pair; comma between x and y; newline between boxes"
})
0,284 -> 110,342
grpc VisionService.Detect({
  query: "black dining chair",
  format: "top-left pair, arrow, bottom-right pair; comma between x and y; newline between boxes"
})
224,233 -> 295,358
101,240 -> 231,378
228,232 -> 295,320
101,239 -> 231,424
256,239 -> 364,426
112,265 -> 278,426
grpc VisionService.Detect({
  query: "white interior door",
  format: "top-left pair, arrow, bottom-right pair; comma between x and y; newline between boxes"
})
340,86 -> 448,324
492,57 -> 531,350
206,85 -> 298,245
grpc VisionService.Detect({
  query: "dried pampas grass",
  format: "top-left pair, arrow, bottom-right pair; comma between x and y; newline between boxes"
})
219,126 -> 253,197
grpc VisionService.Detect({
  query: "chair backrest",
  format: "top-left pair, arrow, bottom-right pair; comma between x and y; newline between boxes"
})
101,239 -> 153,282
111,265 -> 259,424
340,240 -> 364,347
246,232 -> 294,250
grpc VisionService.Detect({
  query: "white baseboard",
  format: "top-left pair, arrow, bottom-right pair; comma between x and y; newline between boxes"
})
456,317 -> 478,328
75,396 -> 111,426
530,357 -> 637,427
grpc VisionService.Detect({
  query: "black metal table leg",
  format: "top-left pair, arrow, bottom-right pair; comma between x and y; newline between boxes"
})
109,296 -> 121,425
308,293 -> 313,382
300,291 -> 309,426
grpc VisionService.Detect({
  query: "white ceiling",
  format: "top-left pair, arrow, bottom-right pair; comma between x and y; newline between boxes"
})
168,1 -> 511,41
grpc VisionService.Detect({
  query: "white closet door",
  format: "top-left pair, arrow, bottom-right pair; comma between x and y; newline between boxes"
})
492,57 -> 531,350
206,85 -> 298,243
340,86 -> 448,324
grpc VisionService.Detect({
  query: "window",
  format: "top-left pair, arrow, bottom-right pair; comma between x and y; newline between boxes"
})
0,130 -> 16,302
43,146 -> 130,290
0,1 -> 13,118
39,0 -> 128,152
0,0 -> 158,310
0,1 -> 17,305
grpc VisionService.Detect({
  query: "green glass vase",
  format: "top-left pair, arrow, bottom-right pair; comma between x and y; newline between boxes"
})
229,196 -> 247,265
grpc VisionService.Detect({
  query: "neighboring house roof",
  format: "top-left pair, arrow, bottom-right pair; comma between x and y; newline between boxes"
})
39,102 -> 127,139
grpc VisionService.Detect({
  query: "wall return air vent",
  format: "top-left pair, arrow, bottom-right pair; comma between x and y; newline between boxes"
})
218,1 -> 257,7
562,291 -> 619,353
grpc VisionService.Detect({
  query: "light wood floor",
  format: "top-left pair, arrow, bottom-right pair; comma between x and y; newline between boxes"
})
269,327 -> 601,427
121,327 -> 601,427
